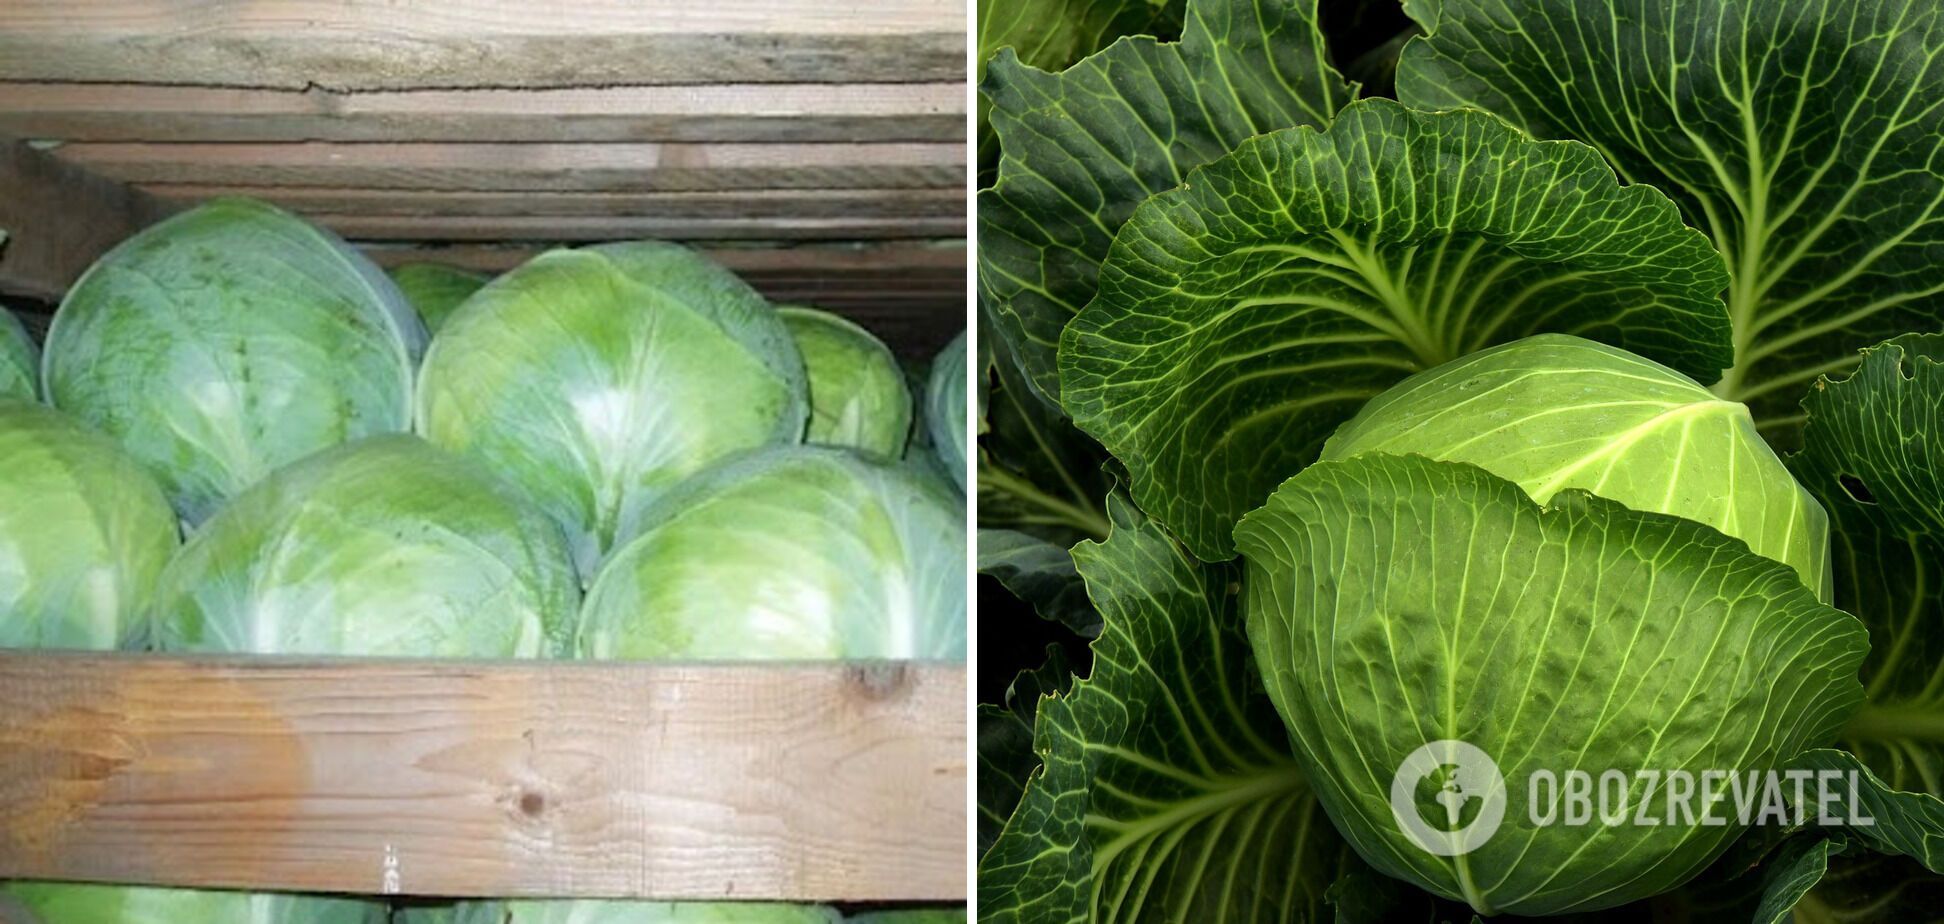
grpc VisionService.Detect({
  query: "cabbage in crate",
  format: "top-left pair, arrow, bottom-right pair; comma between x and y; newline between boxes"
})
151,435 -> 579,657
417,241 -> 808,581
42,197 -> 426,525
0,401 -> 177,649
0,310 -> 38,400
779,304 -> 914,458
580,446 -> 965,660
0,882 -> 385,924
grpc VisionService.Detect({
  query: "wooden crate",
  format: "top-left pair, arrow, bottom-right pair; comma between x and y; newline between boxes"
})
0,0 -> 969,905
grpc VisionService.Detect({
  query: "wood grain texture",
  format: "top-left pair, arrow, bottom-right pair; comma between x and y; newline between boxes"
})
0,140 -> 175,300
317,215 -> 964,242
0,83 -> 966,144
145,187 -> 968,220
0,1 -> 964,88
54,142 -> 965,192
0,654 -> 967,901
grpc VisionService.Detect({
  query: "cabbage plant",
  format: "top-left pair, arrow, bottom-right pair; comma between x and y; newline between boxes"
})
42,197 -> 425,525
779,305 -> 912,457
580,446 -> 965,660
0,402 -> 177,649
389,262 -> 489,334
151,435 -> 578,657
977,0 -> 1944,918
0,882 -> 384,924
0,310 -> 36,400
417,242 -> 807,579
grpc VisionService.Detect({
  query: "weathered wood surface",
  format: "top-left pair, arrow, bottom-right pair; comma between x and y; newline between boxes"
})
0,83 -> 965,144
53,142 -> 965,193
0,1 -> 965,88
0,140 -> 174,300
145,187 -> 967,220
0,653 -> 967,901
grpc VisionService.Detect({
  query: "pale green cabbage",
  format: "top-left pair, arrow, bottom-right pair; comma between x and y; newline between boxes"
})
0,401 -> 177,649
42,197 -> 425,525
1322,334 -> 1831,599
580,446 -> 965,660
151,435 -> 578,656
778,305 -> 912,457
389,262 -> 489,334
0,310 -> 36,400
0,883 -> 384,924
924,332 -> 966,492
417,242 -> 807,580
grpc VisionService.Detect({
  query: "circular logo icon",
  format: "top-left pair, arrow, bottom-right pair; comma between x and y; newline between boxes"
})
1389,739 -> 1506,856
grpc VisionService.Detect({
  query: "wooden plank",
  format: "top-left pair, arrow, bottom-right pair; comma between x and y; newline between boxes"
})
0,2 -> 964,88
55,143 -> 964,192
144,187 -> 968,220
319,216 -> 964,242
0,653 -> 967,901
0,83 -> 966,144
0,139 -> 174,301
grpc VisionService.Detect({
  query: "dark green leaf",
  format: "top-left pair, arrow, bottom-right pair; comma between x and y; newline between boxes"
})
976,529 -> 1099,636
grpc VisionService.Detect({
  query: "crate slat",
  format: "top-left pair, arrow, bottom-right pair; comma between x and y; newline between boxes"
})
317,216 -> 964,242
0,139 -> 176,301
0,1 -> 964,88
145,187 -> 967,220
0,654 -> 967,901
0,83 -> 965,144
54,142 -> 964,192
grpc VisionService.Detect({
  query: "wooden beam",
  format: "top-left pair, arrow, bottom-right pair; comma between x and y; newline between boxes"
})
0,653 -> 967,901
0,83 -> 966,144
54,142 -> 965,192
0,139 -> 174,301
0,2 -> 964,88
318,216 -> 964,242
144,187 -> 968,220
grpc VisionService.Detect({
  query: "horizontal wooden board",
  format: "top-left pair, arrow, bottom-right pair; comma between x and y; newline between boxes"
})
318,216 -> 964,242
0,654 -> 967,901
55,142 -> 965,192
0,1 -> 964,88
145,187 -> 967,220
0,139 -> 175,301
0,83 -> 966,144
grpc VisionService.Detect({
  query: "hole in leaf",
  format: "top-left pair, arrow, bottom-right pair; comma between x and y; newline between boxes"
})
1839,474 -> 1875,505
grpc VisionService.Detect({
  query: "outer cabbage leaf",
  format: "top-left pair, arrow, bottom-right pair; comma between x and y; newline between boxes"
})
1397,0 -> 1944,439
1236,453 -> 1867,916
0,402 -> 177,649
416,242 -> 807,580
0,883 -> 384,924
151,435 -> 579,657
925,331 -> 967,491
975,0 -> 1183,177
1063,99 -> 1733,558
979,0 -> 1352,402
977,645 -> 1074,858
0,309 -> 36,400
976,528 -> 1097,636
1789,335 -> 1944,796
579,447 -> 964,660
980,495 -> 1347,923
779,305 -> 913,458
43,197 -> 424,524
1323,334 -> 1831,599
388,262 -> 488,334
978,312 -> 1110,548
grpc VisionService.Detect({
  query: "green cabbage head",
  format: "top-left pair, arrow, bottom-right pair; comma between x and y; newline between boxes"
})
779,305 -> 912,457
0,401 -> 177,649
417,242 -> 807,580
389,262 -> 488,334
0,883 -> 384,924
42,197 -> 425,525
0,310 -> 37,400
1322,334 -> 1831,598
924,332 -> 966,492
580,446 -> 965,660
151,435 -> 578,656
